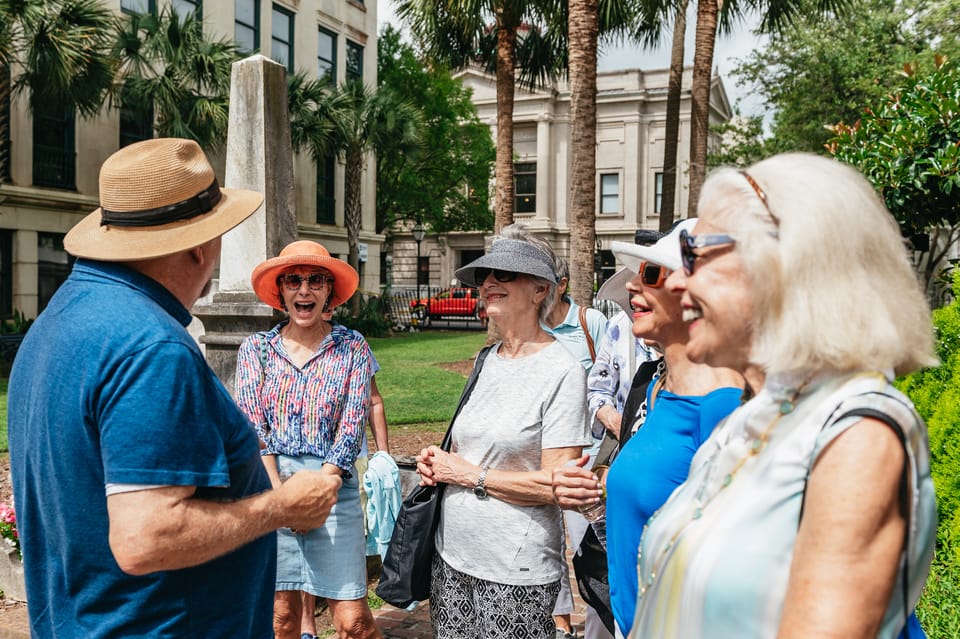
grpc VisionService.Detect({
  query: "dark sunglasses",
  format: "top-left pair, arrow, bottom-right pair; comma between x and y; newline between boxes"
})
638,261 -> 669,288
475,268 -> 519,283
281,272 -> 334,291
679,229 -> 737,276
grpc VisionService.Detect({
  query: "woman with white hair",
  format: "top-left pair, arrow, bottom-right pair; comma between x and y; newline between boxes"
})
630,153 -> 937,638
416,224 -> 592,639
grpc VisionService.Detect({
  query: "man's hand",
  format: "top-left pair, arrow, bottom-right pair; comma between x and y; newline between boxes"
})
275,471 -> 341,532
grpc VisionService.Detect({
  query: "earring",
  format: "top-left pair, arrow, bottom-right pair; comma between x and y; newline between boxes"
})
323,300 -> 331,313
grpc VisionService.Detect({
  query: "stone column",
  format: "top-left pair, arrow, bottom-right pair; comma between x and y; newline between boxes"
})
193,54 -> 298,392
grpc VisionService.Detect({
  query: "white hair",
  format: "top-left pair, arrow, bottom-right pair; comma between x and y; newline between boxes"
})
698,153 -> 936,377
496,223 -> 558,323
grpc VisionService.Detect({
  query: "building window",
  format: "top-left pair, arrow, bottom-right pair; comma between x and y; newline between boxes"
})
514,162 -> 536,213
600,173 -> 619,214
235,0 -> 259,53
654,171 -> 664,214
1,82 -> 10,182
345,41 -> 363,83
0,231 -> 11,317
173,0 -> 202,19
418,256 -> 430,286
121,0 -> 156,15
271,5 -> 294,73
318,28 -> 336,82
33,101 -> 75,189
118,84 -> 153,148
38,233 -> 72,313
316,155 -> 336,224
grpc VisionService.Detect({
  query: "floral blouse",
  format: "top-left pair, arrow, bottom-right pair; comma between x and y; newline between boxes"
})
235,321 -> 371,473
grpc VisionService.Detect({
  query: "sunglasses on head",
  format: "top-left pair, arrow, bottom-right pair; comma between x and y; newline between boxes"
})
638,261 -> 669,288
679,229 -> 737,276
475,268 -> 519,283
281,272 -> 334,291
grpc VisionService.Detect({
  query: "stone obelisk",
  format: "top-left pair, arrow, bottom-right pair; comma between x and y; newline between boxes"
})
193,54 -> 298,390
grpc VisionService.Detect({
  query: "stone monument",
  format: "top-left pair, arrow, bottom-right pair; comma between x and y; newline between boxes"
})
193,54 -> 298,390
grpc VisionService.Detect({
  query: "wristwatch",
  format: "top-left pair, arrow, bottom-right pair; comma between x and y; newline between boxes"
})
474,466 -> 489,500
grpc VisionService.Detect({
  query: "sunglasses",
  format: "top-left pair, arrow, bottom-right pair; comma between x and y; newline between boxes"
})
638,261 -> 669,288
475,268 -> 519,283
679,229 -> 737,276
281,272 -> 334,291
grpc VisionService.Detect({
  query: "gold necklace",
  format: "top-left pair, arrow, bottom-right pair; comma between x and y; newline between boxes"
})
636,375 -> 814,599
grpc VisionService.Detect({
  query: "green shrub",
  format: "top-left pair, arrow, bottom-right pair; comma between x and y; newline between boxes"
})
898,271 -> 960,630
333,292 -> 392,338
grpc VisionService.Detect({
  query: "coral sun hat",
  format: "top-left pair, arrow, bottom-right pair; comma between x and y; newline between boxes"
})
251,241 -> 359,312
64,138 -> 263,261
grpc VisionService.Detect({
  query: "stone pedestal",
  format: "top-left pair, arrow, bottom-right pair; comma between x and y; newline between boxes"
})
194,54 -> 297,386
0,547 -> 25,603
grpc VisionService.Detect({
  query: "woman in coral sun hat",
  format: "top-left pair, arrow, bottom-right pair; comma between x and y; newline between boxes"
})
236,240 -> 382,639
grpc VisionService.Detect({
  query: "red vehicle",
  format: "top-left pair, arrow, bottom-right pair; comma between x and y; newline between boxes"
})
410,288 -> 486,323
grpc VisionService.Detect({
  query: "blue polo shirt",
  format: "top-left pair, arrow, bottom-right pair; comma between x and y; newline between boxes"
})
543,300 -> 608,373
8,260 -> 275,638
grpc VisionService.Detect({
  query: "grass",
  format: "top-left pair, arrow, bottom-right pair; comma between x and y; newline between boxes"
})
368,330 -> 486,427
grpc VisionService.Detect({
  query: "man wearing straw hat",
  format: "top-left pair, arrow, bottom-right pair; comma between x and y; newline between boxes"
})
7,138 -> 342,638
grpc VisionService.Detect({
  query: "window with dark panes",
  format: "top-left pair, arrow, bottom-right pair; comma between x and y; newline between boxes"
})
318,28 -> 336,82
600,173 -> 619,214
235,0 -> 259,52
654,172 -> 664,214
346,41 -> 363,82
38,233 -> 73,313
173,0 -> 201,20
0,231 -> 11,317
514,162 -> 536,213
316,156 -> 336,224
271,5 -> 294,73
33,101 -> 75,189
119,84 -> 153,148
121,0 -> 156,15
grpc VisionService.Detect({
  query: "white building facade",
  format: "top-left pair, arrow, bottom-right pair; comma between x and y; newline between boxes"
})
393,66 -> 732,290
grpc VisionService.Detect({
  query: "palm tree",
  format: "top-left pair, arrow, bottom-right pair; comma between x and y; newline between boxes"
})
642,0 -> 852,215
396,0 -> 566,231
112,5 -> 239,150
0,0 -> 114,180
566,0 -> 634,305
302,80 -> 422,312
659,0 -> 688,230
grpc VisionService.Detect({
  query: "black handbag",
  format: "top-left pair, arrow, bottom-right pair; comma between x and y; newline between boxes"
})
375,345 -> 493,608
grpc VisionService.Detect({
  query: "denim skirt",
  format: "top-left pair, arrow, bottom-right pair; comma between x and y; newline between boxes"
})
275,454 -> 367,600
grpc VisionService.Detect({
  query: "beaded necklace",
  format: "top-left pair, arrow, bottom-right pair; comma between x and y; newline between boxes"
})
636,375 -> 814,599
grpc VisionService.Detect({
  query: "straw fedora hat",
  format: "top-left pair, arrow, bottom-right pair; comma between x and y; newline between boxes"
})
251,240 -> 359,311
64,138 -> 263,261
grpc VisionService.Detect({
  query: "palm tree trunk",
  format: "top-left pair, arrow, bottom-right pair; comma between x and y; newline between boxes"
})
344,149 -> 364,314
567,0 -> 599,307
687,0 -> 718,216
494,12 -> 518,232
659,0 -> 688,231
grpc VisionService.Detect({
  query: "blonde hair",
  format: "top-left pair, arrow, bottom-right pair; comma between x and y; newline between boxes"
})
497,223 -> 558,323
699,153 -> 936,377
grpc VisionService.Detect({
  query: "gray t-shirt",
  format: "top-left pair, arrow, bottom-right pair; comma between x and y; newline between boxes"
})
435,340 -> 592,585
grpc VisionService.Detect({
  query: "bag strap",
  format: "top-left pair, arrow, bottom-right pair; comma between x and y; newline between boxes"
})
439,344 -> 495,451
799,400 -> 914,637
578,306 -> 596,362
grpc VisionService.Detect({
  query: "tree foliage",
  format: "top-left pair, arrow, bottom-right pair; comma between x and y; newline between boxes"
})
376,25 -> 494,235
112,6 -> 238,149
828,57 -> 960,294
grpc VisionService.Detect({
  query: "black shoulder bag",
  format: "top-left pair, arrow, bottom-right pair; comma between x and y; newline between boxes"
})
375,345 -> 494,608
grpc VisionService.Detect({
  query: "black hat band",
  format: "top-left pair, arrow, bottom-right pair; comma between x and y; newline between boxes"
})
99,179 -> 222,228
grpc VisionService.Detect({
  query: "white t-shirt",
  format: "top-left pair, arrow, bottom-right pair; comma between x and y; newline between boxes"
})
435,340 -> 592,585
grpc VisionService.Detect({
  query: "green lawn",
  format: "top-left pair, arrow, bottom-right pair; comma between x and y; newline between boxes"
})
368,330 -> 486,427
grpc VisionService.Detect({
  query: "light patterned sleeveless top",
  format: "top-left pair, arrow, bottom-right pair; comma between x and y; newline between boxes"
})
629,371 -> 936,639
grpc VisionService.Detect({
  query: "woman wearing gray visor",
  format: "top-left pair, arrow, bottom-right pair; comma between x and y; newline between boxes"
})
416,224 -> 593,639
